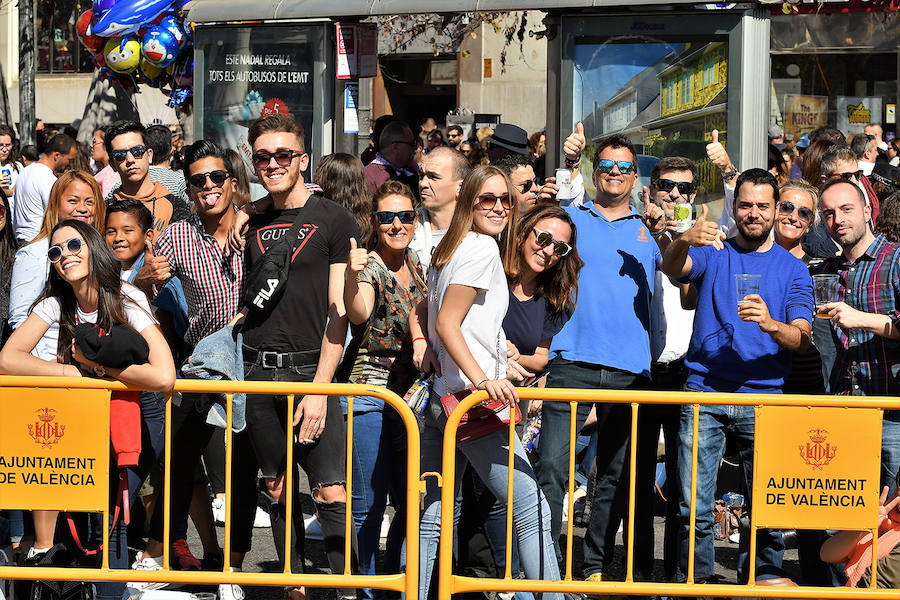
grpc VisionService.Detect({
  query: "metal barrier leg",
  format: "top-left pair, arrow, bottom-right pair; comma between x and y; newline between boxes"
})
625,402 -> 638,583
564,401 -> 577,581
224,392 -> 233,572
687,403 -> 700,585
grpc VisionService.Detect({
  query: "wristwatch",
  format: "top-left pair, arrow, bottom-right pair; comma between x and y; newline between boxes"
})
721,167 -> 739,180
92,365 -> 107,378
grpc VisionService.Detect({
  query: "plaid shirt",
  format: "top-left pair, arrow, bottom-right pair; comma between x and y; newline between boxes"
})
819,234 -> 900,396
155,214 -> 244,346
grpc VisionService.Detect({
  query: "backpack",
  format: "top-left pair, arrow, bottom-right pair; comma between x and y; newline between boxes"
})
14,544 -> 93,600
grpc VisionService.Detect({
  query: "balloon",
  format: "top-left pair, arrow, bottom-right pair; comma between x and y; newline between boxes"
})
76,10 -> 106,55
103,36 -> 141,73
92,0 -> 117,20
140,58 -> 163,79
173,53 -> 192,88
90,0 -> 176,38
141,25 -> 179,67
157,15 -> 188,48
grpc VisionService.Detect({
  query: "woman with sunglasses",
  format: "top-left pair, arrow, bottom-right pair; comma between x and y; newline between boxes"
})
0,220 -> 175,600
409,165 -> 561,600
337,180 -> 425,600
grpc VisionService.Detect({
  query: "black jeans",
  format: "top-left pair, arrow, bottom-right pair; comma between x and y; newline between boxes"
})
243,359 -> 358,585
533,357 -> 645,577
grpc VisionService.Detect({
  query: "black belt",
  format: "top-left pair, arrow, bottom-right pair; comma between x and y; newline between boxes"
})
652,358 -> 685,374
242,345 -> 319,369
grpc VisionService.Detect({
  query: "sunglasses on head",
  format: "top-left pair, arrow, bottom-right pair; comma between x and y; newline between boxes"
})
48,237 -> 83,263
110,145 -> 148,163
655,178 -> 696,195
777,200 -> 814,222
822,170 -> 862,183
374,210 -> 416,225
476,193 -> 512,211
188,170 -> 230,189
533,227 -> 572,257
251,150 -> 304,169
595,159 -> 635,175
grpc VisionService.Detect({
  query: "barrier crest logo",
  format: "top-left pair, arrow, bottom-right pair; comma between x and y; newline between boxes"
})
799,428 -> 836,470
28,407 -> 66,448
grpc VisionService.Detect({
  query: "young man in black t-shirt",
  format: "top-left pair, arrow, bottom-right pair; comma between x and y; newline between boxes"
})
241,114 -> 359,597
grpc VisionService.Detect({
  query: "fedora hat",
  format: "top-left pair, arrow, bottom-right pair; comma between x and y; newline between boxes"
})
488,123 -> 529,155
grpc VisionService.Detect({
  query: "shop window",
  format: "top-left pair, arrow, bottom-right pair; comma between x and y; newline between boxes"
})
36,0 -> 95,73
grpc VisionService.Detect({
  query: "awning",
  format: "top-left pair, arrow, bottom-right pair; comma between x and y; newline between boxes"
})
184,0 -> 710,24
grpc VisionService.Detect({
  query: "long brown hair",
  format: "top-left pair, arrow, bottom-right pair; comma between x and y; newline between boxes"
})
314,153 -> 371,241
801,140 -> 836,188
31,170 -> 106,244
368,180 -> 426,292
431,165 -> 518,271
33,219 -> 138,363
503,204 -> 582,312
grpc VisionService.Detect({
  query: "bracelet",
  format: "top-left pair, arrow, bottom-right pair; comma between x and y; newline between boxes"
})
651,228 -> 667,239
475,378 -> 489,389
412,336 -> 426,343
564,156 -> 582,167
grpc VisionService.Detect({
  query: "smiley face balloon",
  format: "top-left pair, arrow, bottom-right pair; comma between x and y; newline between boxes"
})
104,36 -> 141,73
141,26 -> 179,68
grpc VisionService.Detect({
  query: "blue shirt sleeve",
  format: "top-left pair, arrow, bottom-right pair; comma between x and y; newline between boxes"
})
785,258 -> 814,324
681,245 -> 711,283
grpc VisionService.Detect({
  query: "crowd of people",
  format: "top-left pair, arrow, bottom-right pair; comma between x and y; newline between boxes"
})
0,112 -> 899,600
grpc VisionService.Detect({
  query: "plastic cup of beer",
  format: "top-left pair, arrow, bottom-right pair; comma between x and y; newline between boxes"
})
813,274 -> 840,318
735,274 -> 761,308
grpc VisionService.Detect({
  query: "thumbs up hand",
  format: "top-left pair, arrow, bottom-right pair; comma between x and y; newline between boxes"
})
681,204 -> 725,250
563,122 -> 586,163
346,237 -> 369,276
137,239 -> 171,285
706,129 -> 734,174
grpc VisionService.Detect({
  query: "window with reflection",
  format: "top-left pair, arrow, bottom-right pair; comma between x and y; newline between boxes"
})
36,0 -> 95,73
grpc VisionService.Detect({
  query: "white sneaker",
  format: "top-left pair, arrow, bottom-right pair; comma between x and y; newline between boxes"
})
561,486 -> 587,525
220,567 -> 244,600
128,553 -> 168,591
253,506 -> 271,528
212,497 -> 226,526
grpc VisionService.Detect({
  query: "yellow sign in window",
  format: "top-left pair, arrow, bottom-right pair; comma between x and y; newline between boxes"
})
0,387 -> 109,512
753,405 -> 882,531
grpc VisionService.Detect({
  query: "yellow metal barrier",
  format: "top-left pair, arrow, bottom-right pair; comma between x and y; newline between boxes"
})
438,388 -> 900,600
0,376 -> 421,598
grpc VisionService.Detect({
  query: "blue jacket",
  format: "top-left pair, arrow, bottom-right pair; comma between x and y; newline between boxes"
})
182,324 -> 246,432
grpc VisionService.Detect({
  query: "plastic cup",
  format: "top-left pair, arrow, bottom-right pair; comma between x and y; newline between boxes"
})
734,274 -> 761,308
813,274 -> 840,318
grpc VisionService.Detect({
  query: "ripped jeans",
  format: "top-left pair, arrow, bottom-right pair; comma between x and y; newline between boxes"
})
244,359 -> 359,590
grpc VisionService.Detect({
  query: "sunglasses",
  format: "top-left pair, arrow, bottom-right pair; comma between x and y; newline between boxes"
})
251,150 -> 304,169
110,145 -> 148,163
519,179 -> 539,194
476,193 -> 512,211
822,170 -> 862,183
595,159 -> 635,175
374,210 -> 416,225
655,178 -> 696,195
188,170 -> 230,189
777,200 -> 814,222
48,237 -> 84,263
533,227 -> 572,257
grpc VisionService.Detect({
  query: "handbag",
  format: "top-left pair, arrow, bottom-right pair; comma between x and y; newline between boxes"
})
437,332 -> 521,442
243,196 -> 315,314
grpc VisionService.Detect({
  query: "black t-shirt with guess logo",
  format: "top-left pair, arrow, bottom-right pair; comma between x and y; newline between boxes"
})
242,194 -> 358,353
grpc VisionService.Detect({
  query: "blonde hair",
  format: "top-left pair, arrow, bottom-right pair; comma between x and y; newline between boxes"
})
431,165 -> 518,271
32,170 -> 106,243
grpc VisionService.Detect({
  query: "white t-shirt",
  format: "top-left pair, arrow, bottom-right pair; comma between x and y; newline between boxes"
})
409,207 -> 447,272
13,162 -> 56,243
427,231 -> 508,397
650,266 -> 695,364
33,284 -> 157,334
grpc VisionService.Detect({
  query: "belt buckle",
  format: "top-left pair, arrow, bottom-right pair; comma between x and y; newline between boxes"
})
261,351 -> 282,369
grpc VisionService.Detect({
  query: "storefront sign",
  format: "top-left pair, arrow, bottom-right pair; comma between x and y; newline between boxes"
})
887,104 -> 896,125
336,23 -> 356,80
343,83 -> 359,134
753,406 -> 881,530
782,94 -> 828,139
837,96 -> 883,138
0,388 -> 109,512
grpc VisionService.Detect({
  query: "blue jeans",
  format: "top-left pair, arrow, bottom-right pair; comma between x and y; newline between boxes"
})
533,358 -> 641,576
96,391 -> 167,600
676,403 -> 784,583
419,412 -> 561,600
882,414 -> 900,496
351,406 -> 407,600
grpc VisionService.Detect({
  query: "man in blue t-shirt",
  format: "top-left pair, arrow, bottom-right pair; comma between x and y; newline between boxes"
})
660,168 -> 814,584
534,133 -> 666,582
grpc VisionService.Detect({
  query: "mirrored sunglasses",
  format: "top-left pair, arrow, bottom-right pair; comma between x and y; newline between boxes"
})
110,145 -> 148,163
374,210 -> 416,225
595,159 -> 635,175
48,237 -> 83,263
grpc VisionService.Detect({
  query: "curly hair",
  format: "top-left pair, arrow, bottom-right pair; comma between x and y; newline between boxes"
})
875,191 -> 900,243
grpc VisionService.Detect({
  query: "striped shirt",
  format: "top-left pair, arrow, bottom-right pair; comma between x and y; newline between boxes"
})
154,214 -> 243,346
818,234 -> 900,396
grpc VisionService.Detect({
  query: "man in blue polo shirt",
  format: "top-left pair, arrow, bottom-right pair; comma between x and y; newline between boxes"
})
533,134 -> 666,582
660,168 -> 814,584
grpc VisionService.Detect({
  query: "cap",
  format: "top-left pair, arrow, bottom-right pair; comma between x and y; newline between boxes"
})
796,133 -> 811,149
488,123 -> 529,155
870,162 -> 900,188
768,124 -> 784,139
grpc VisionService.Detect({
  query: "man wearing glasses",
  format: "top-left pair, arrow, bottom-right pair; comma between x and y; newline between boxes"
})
533,134 -> 667,584
12,133 -> 78,244
364,120 -> 420,195
496,152 -> 539,210
446,125 -> 464,149
239,114 -> 359,600
820,145 -> 880,225
107,121 -> 189,240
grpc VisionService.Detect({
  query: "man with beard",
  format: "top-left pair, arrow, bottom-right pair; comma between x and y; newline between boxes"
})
660,168 -> 814,584
817,179 -> 900,495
